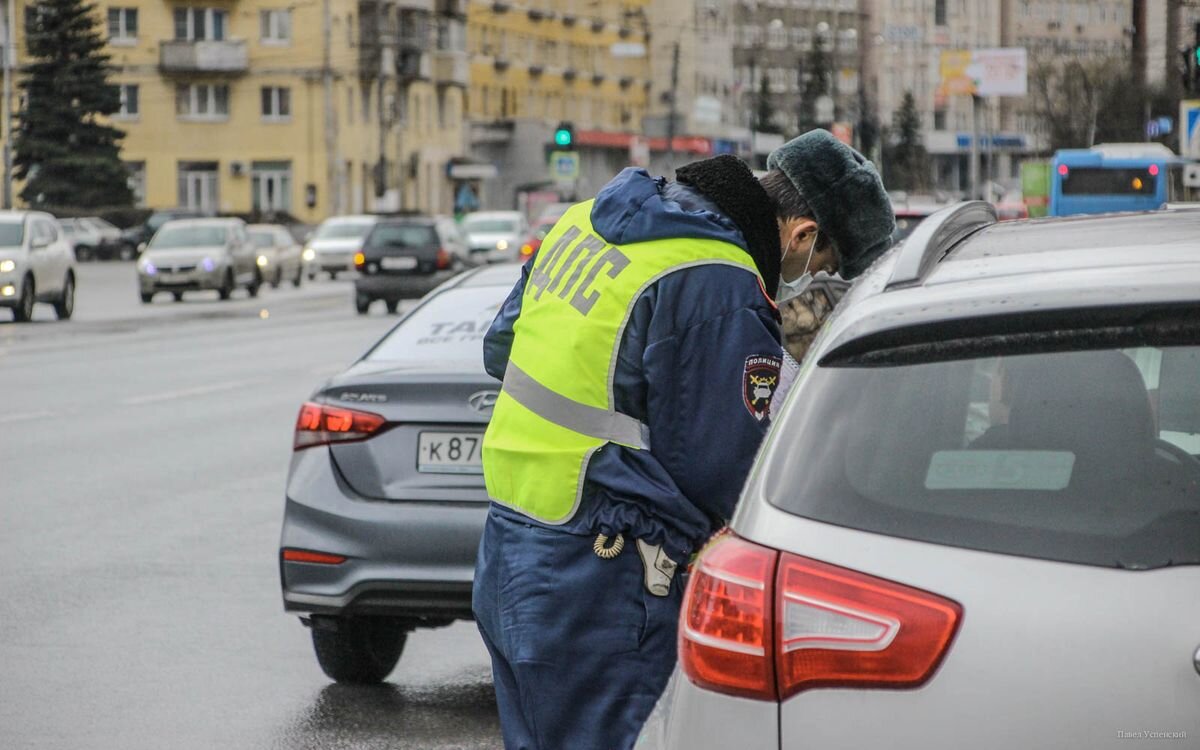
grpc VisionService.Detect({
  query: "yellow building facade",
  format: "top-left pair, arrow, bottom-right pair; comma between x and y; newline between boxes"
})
467,0 -> 650,132
12,0 -> 468,223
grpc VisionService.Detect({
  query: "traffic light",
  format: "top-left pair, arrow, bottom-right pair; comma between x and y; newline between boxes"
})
553,121 -> 574,148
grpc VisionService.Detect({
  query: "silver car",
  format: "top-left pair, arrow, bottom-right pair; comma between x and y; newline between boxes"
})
248,223 -> 305,288
278,263 -> 518,683
461,210 -> 528,264
0,211 -> 76,321
640,204 -> 1200,749
137,218 -> 261,303
304,215 -> 379,280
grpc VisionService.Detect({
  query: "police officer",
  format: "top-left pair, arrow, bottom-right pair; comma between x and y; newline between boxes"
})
474,130 -> 895,750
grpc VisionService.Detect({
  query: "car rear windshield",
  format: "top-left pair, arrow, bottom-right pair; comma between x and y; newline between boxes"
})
0,223 -> 23,246
364,286 -> 506,369
314,220 -> 373,240
151,226 -> 227,249
764,344 -> 1200,569
368,224 -> 438,249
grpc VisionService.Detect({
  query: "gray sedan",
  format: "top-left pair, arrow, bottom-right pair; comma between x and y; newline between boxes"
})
278,263 -> 517,683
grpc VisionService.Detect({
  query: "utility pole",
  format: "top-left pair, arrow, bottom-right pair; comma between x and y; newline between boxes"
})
375,0 -> 387,205
322,0 -> 339,216
1132,0 -> 1147,90
1168,0 -> 1183,100
2,0 -> 13,209
665,40 -> 679,171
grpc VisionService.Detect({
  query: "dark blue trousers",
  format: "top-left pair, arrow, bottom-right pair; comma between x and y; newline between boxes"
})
472,508 -> 683,750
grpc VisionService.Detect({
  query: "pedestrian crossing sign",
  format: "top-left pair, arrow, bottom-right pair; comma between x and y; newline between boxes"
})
1181,100 -> 1200,158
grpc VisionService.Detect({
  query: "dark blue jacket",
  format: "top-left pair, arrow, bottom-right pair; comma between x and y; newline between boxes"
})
483,168 -> 782,560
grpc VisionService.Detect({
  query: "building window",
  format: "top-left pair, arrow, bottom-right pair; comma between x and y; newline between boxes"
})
934,0 -> 947,26
176,83 -> 230,119
933,109 -> 946,130
252,161 -> 292,213
177,162 -> 219,212
261,86 -> 291,120
125,161 -> 147,207
259,9 -> 291,44
173,7 -> 228,41
116,84 -> 139,118
107,8 -> 138,44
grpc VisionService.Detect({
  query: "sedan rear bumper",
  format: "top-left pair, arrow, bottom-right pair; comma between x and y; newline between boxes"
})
355,271 -> 455,300
279,448 -> 488,624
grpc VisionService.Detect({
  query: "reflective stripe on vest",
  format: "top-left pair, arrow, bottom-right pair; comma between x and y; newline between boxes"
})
482,199 -> 761,524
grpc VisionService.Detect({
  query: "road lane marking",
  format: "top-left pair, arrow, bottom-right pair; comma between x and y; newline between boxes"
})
0,410 -> 56,424
121,378 -> 268,406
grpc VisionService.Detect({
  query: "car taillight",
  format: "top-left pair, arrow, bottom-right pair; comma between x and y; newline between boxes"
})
679,533 -> 962,702
774,553 -> 961,698
679,534 -> 778,699
436,247 -> 450,269
282,548 -> 347,564
353,252 -> 365,268
294,401 -> 386,450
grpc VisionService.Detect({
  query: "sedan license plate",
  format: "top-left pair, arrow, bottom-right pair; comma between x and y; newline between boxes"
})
381,256 -> 418,271
417,431 -> 483,474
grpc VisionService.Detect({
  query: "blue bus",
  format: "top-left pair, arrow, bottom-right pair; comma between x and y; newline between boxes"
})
1050,143 -> 1187,216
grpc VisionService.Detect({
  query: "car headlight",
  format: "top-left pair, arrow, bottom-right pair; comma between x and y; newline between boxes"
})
0,259 -> 14,273
496,240 -> 509,251
257,255 -> 269,268
302,248 -> 315,262
141,261 -> 157,275
202,257 -> 216,273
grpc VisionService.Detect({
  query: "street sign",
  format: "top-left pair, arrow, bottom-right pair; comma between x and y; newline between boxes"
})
1181,100 -> 1200,158
1146,116 -> 1174,139
549,150 -> 580,180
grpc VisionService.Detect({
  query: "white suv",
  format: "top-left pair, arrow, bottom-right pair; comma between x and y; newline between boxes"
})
0,211 -> 76,322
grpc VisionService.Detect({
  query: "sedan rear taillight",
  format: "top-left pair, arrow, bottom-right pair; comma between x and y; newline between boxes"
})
436,247 -> 451,270
679,533 -> 962,701
294,402 -> 387,450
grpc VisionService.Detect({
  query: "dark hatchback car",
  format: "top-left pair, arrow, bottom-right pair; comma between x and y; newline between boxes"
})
280,263 -> 517,684
353,216 -> 469,314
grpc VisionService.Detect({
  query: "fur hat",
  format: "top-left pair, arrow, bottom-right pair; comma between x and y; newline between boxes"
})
767,130 -> 895,280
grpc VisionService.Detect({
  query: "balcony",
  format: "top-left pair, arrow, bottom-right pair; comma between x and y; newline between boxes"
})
434,0 -> 466,15
160,40 -> 248,74
433,49 -> 467,87
397,49 -> 432,81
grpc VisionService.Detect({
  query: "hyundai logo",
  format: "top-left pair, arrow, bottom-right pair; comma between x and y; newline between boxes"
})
468,390 -> 499,413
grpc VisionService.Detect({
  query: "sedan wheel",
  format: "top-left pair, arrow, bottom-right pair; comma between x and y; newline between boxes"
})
293,268 -> 303,288
12,276 -> 34,322
53,274 -> 74,320
118,243 -> 136,261
172,291 -> 185,303
385,300 -> 399,314
310,617 -> 407,684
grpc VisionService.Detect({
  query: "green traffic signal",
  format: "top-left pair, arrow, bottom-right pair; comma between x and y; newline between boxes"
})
554,128 -> 572,147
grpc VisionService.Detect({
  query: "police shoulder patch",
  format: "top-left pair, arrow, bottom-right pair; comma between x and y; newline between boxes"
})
743,354 -> 782,421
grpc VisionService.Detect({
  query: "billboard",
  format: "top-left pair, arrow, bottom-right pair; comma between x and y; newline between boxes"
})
939,48 -> 1028,97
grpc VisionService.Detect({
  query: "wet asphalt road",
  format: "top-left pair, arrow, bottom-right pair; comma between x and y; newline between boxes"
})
0,263 -> 502,749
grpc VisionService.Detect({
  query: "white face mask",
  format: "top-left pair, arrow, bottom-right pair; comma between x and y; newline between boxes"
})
776,230 -> 819,304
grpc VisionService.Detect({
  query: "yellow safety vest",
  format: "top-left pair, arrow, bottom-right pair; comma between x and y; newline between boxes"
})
482,199 -> 762,523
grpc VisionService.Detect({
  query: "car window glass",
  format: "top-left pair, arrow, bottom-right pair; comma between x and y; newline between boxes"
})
764,345 -> 1200,569
0,223 -> 24,247
463,218 -> 517,233
369,224 -> 438,248
365,287 -> 506,369
314,220 -> 374,240
248,231 -> 275,249
150,226 -> 228,249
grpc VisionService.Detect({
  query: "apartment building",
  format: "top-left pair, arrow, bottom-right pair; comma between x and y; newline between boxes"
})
12,0 -> 469,223
466,0 -> 657,206
732,0 -> 863,156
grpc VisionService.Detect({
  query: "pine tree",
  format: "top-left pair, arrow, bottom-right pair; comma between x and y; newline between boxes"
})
15,0 -> 133,209
797,43 -> 832,133
886,91 -> 928,191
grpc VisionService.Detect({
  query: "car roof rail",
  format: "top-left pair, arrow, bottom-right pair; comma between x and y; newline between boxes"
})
885,200 -> 996,290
